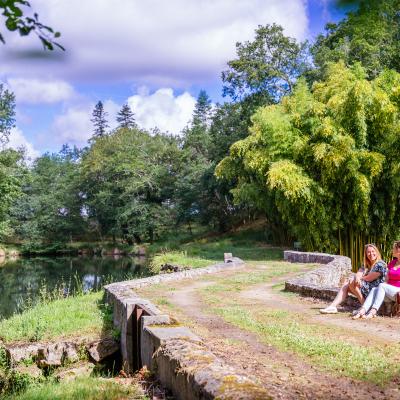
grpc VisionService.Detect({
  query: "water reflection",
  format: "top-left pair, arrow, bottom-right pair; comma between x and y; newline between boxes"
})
0,256 -> 149,320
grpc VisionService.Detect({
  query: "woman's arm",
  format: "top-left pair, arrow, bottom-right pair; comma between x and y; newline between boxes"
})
354,269 -> 365,286
361,271 -> 381,282
355,270 -> 364,278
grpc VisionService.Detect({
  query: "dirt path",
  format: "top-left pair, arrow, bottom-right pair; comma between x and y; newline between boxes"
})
240,281 -> 400,345
154,265 -> 400,400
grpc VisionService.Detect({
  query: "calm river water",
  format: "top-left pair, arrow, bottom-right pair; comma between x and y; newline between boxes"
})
0,255 -> 150,320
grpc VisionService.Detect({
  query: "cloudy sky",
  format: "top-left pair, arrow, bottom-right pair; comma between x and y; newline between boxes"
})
0,0 -> 345,159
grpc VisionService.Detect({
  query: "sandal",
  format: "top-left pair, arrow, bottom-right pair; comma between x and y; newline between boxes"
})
352,308 -> 366,319
320,306 -> 338,314
362,308 -> 377,319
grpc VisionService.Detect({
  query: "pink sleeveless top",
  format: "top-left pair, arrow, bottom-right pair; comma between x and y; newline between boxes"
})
387,259 -> 400,288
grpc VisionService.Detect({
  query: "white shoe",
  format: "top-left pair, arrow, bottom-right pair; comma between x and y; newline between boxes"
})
320,306 -> 338,314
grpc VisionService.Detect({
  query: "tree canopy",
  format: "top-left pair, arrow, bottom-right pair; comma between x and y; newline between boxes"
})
312,0 -> 400,79
81,127 -> 181,243
222,24 -> 309,104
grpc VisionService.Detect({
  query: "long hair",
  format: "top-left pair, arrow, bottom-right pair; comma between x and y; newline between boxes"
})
363,244 -> 382,270
394,241 -> 400,250
393,241 -> 400,257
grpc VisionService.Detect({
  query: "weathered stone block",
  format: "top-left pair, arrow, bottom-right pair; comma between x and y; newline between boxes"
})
87,338 -> 119,362
153,339 -> 270,400
6,343 -> 41,364
37,343 -> 65,367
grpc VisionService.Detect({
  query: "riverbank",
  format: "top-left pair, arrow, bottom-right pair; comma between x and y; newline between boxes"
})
0,242 -> 147,258
0,287 -> 148,399
0,224 -> 279,398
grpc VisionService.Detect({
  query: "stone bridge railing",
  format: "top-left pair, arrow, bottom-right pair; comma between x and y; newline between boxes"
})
104,258 -> 270,400
284,250 -> 359,306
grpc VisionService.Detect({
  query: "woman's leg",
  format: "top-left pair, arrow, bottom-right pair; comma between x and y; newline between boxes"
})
330,282 -> 350,307
360,287 -> 378,313
352,287 -> 379,318
320,282 -> 351,313
371,283 -> 400,310
348,279 -> 364,304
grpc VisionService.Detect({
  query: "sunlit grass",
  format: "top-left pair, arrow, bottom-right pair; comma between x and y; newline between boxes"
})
0,291 -> 111,343
148,226 -> 284,273
209,304 -> 400,385
5,377 -> 146,400
196,266 -> 400,386
149,251 -> 213,273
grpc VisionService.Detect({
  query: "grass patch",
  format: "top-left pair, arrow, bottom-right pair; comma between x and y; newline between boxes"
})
196,263 -> 400,386
4,377 -> 145,400
150,251 -> 213,273
148,225 -> 285,273
210,305 -> 400,385
179,237 -> 283,263
0,291 -> 110,343
200,262 -> 316,293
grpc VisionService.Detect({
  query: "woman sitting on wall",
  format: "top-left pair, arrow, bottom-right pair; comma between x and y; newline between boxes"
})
352,241 -> 400,319
320,244 -> 387,314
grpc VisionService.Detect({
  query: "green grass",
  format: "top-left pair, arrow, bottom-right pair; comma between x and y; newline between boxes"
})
195,264 -> 400,386
0,291 -> 111,343
200,262 -> 315,291
150,251 -> 214,273
179,236 -> 283,262
210,305 -> 400,385
149,226 -> 284,273
5,377 -> 146,400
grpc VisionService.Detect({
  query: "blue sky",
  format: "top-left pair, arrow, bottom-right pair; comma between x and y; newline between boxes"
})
0,0 -> 347,159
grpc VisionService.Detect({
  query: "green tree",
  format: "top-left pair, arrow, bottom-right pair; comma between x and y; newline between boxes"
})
116,104 -> 136,129
222,24 -> 309,104
0,83 -> 15,146
217,62 -> 400,265
192,90 -> 212,128
0,0 -> 64,50
90,101 -> 109,140
0,148 -> 24,239
81,127 -> 180,243
176,91 -> 241,232
312,0 -> 400,79
11,145 -> 86,246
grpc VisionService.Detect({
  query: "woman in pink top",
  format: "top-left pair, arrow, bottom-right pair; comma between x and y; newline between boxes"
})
353,241 -> 400,319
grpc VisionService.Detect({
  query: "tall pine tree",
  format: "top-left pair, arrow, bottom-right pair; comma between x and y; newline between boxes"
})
116,104 -> 136,129
90,101 -> 109,141
192,90 -> 212,128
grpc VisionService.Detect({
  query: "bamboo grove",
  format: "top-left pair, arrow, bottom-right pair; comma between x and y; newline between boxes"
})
217,63 -> 400,269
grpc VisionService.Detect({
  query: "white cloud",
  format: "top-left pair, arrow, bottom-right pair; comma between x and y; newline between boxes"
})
7,78 -> 75,104
0,0 -> 308,86
51,106 -> 92,145
128,88 -> 196,134
50,100 -> 120,146
7,127 -> 40,161
48,88 -> 195,145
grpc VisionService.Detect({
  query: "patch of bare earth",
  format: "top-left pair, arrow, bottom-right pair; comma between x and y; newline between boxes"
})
137,264 -> 400,400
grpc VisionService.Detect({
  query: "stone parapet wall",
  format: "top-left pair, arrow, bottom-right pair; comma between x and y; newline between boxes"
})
104,257 -> 270,399
105,258 -> 244,330
284,250 -> 359,307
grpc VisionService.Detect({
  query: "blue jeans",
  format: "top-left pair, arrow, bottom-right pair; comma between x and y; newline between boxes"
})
363,283 -> 400,313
